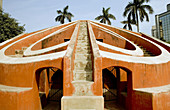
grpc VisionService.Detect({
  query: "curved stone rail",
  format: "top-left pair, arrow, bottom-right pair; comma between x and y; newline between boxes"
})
0,84 -> 32,93
0,22 -> 78,64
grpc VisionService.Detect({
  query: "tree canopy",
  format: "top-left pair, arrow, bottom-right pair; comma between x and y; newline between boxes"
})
0,9 -> 25,43
95,7 -> 116,25
55,5 -> 74,24
123,0 -> 153,32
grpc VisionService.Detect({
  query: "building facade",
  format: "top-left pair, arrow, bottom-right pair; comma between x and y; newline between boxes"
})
155,4 -> 170,42
0,20 -> 170,110
151,25 -> 157,38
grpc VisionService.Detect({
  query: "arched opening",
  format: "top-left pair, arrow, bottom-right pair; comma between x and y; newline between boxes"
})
35,67 -> 63,109
103,66 -> 132,110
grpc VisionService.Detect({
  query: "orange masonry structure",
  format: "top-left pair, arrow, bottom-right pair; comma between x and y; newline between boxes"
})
0,20 -> 170,110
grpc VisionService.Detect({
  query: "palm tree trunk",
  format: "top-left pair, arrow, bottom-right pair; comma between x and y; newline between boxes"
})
136,12 -> 139,32
135,6 -> 139,32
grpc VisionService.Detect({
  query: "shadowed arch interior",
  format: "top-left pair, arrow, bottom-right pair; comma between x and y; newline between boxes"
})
35,67 -> 63,109
102,66 -> 132,110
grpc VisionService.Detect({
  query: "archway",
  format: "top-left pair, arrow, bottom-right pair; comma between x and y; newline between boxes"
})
35,67 -> 63,109
102,66 -> 132,110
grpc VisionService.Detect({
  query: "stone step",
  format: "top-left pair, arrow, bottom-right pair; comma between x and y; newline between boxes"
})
77,39 -> 90,43
72,81 -> 94,96
76,45 -> 91,49
76,42 -> 90,46
73,70 -> 93,74
73,72 -> 92,81
77,42 -> 90,46
78,33 -> 88,37
75,48 -> 91,54
77,35 -> 88,38
75,53 -> 92,60
74,60 -> 92,71
15,50 -> 24,55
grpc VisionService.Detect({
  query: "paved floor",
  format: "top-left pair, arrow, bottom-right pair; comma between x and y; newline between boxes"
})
43,101 -> 125,110
43,102 -> 61,110
104,101 -> 125,110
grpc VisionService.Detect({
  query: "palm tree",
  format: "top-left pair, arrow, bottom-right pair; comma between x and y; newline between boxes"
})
95,7 -> 116,25
123,0 -> 153,32
121,19 -> 136,31
55,5 -> 74,24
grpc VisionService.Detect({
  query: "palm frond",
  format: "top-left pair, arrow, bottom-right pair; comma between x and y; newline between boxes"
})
55,15 -> 62,22
64,5 -> 69,13
95,15 -> 103,20
108,14 -> 116,20
106,7 -> 111,13
55,5 -> 74,24
128,23 -> 132,30
106,18 -> 111,25
57,10 -> 62,14
141,5 -> 154,14
123,24 -> 127,29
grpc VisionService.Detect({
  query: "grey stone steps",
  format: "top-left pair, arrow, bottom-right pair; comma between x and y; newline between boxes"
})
75,53 -> 92,60
76,45 -> 91,49
73,72 -> 92,81
14,46 -> 28,55
73,70 -> 92,74
77,40 -> 90,43
76,43 -> 90,46
77,37 -> 89,40
72,22 -> 93,96
75,49 -> 91,54
15,50 -> 24,55
134,43 -> 155,56
72,81 -> 94,96
74,60 -> 92,70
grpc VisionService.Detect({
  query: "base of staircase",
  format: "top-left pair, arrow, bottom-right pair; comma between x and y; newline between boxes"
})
61,96 -> 104,110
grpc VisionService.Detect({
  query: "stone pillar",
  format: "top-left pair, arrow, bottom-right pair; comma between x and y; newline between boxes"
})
116,67 -> 121,103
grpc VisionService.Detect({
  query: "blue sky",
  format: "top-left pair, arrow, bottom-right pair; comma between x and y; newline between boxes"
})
3,0 -> 170,35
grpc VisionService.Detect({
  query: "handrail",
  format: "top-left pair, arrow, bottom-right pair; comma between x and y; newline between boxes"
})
87,21 -> 103,96
63,22 -> 80,96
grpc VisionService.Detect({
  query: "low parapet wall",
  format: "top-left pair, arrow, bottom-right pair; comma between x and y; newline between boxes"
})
133,84 -> 170,110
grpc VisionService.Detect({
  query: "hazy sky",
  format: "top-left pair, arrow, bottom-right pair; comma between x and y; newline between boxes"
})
3,0 -> 170,35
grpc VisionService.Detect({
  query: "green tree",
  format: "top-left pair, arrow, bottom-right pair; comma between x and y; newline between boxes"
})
121,19 -> 136,31
0,9 -> 25,43
123,0 -> 153,32
55,5 -> 74,24
95,7 -> 116,25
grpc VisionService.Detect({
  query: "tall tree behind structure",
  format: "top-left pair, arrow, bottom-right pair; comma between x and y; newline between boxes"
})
121,19 -> 136,31
0,9 -> 25,43
95,7 -> 116,25
55,5 -> 74,24
123,0 -> 153,32
0,0 -> 2,9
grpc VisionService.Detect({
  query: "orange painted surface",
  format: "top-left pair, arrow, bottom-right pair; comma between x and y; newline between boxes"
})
0,20 -> 169,110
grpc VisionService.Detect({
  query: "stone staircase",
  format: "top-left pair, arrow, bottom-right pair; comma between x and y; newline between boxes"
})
8,47 -> 27,57
137,45 -> 155,56
132,41 -> 155,57
72,22 -> 94,96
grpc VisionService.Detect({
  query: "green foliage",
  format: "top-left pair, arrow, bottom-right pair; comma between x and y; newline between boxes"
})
0,9 -> 25,43
123,0 -> 153,32
95,7 -> 116,25
121,19 -> 136,31
55,5 -> 74,24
